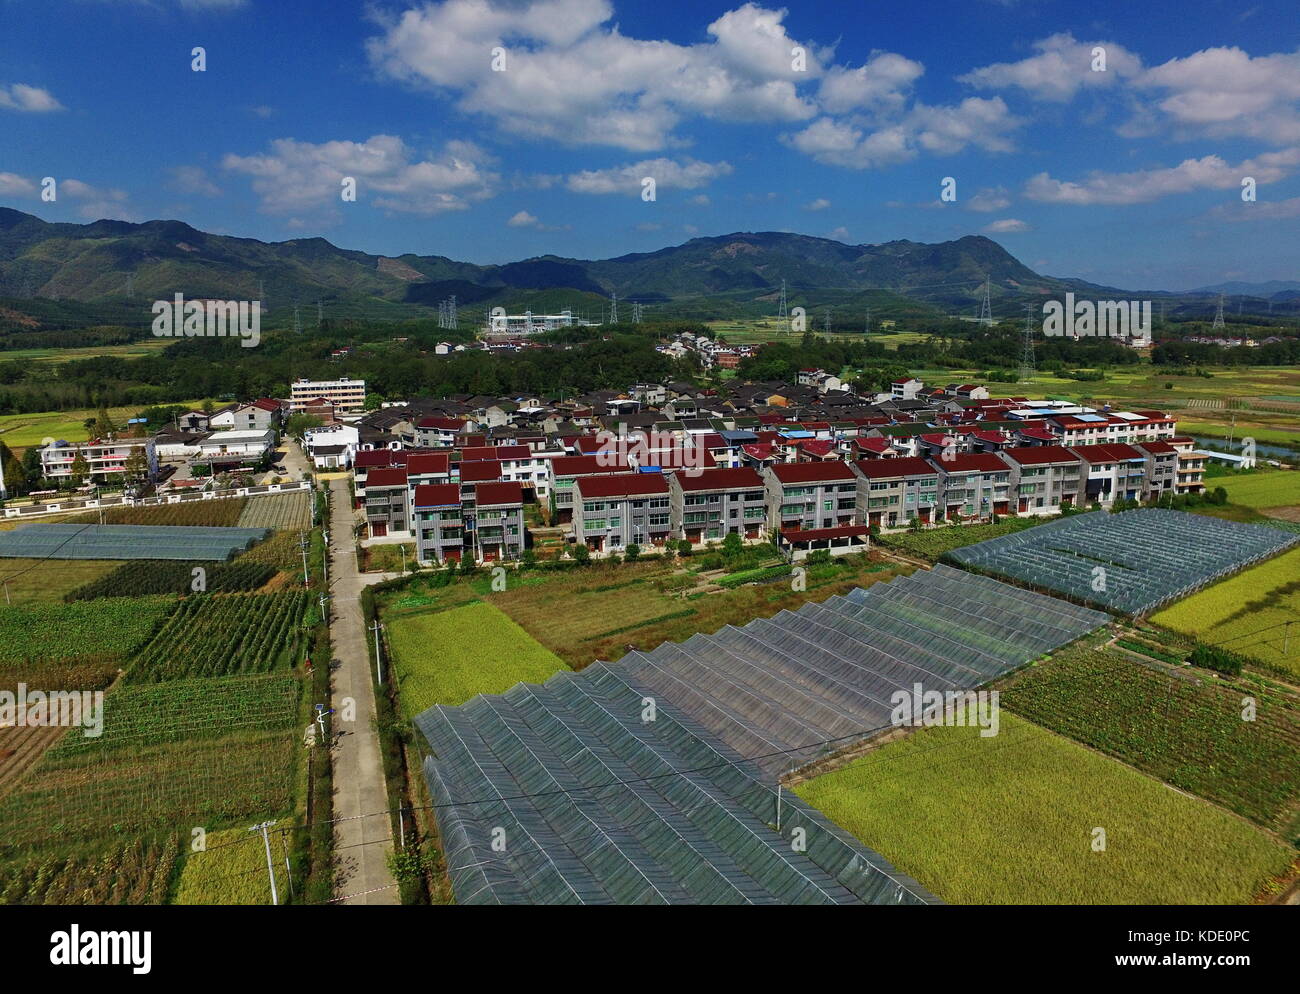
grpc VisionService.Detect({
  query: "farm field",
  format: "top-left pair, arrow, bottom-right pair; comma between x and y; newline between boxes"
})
0,340 -> 173,365
237,491 -> 312,530
877,515 -> 1050,559
795,713 -> 1293,904
0,558 -> 121,604
0,400 -> 202,449
1152,546 -> 1300,678
235,529 -> 306,572
68,498 -> 248,528
65,559 -> 276,600
0,596 -> 174,664
128,591 -> 312,682
1001,644 -> 1300,831
380,553 -> 909,671
1214,471 -> 1300,511
0,838 -> 179,905
174,827 -> 281,906
386,601 -> 569,715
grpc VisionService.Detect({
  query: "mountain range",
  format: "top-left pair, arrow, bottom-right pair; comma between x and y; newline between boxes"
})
0,207 -> 1292,327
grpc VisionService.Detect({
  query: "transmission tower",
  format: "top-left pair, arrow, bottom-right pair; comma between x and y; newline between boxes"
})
1020,305 -> 1036,383
316,301 -> 323,328
258,279 -> 267,310
293,304 -> 302,334
864,305 -> 871,334
1212,293 -> 1225,330
125,272 -> 134,300
448,295 -> 458,330
978,276 -> 993,326
823,308 -> 831,336
609,291 -> 618,324
778,279 -> 787,323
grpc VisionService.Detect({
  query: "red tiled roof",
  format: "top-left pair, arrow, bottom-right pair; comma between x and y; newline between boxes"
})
938,453 -> 1010,473
769,461 -> 857,484
1016,426 -> 1058,441
459,445 -> 501,462
799,439 -> 837,458
1136,440 -> 1176,455
854,437 -> 894,453
780,525 -> 870,542
854,456 -> 936,479
458,460 -> 503,483
365,467 -> 408,488
406,451 -> 451,475
674,466 -> 763,492
475,481 -> 524,507
354,450 -> 396,469
1001,446 -> 1079,465
574,473 -> 671,499
1069,443 -> 1145,462
417,416 -> 466,431
741,443 -> 776,461
550,454 -> 629,477
413,483 -> 460,508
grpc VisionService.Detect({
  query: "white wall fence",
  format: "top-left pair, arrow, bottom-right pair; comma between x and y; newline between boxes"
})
1,480 -> 314,521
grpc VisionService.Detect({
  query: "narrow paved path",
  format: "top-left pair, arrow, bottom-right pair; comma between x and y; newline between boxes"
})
326,477 -> 400,905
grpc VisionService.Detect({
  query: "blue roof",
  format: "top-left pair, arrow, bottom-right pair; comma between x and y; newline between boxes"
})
637,465 -> 663,473
1075,414 -> 1108,423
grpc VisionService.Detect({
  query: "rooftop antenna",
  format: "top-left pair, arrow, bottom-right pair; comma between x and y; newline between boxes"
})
1212,293 -> 1225,330
1020,305 -> 1036,383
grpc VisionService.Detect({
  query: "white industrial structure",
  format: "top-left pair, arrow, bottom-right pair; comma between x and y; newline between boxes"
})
482,309 -> 599,338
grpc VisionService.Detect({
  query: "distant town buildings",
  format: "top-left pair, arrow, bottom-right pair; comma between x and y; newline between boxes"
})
290,377 -> 366,413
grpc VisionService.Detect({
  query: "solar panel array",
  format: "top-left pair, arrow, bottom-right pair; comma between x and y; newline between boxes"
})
947,509 -> 1300,615
417,567 -> 1107,904
0,523 -> 271,561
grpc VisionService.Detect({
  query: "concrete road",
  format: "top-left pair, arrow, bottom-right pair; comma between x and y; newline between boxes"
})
326,477 -> 400,905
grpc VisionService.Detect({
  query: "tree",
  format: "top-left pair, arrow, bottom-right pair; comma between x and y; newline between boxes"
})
571,543 -> 590,564
676,539 -> 692,557
286,413 -> 324,438
94,406 -> 115,439
124,447 -> 148,484
70,449 -> 90,486
624,543 -> 641,562
721,531 -> 743,560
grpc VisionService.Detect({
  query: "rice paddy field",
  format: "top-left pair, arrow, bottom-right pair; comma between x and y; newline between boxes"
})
1152,546 -> 1300,678
1214,471 -> 1300,511
385,601 -> 570,715
1001,643 -> 1300,832
174,827 -> 283,906
795,713 -> 1294,904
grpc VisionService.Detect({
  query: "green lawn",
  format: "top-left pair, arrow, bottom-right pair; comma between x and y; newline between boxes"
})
796,713 -> 1292,904
385,600 -> 570,715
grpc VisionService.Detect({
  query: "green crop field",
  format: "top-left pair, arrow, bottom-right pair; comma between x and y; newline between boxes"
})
386,601 -> 570,714
1002,645 -> 1300,830
237,491 -> 312,531
879,515 -> 1051,559
1152,546 -> 1300,677
0,838 -> 179,905
796,714 -> 1292,904
65,560 -> 275,601
0,596 -> 174,664
175,828 -> 281,906
1214,471 -> 1300,511
0,400 -> 202,449
68,499 -> 248,528
128,591 -> 312,682
0,558 -> 122,605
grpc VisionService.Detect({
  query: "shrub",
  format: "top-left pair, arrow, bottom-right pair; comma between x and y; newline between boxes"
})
624,544 -> 641,562
1189,643 -> 1245,677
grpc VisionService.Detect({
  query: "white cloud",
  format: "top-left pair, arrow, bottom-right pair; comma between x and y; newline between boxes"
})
827,226 -> 849,240
167,165 -> 221,197
1133,46 -> 1300,144
250,105 -> 276,119
966,185 -> 1011,212
1207,195 -> 1300,222
0,172 -> 36,196
565,157 -> 732,195
687,194 -> 710,206
959,33 -> 1143,102
0,83 -> 64,113
785,97 -> 1019,168
61,179 -> 135,220
222,135 -> 498,215
507,209 -> 540,227
817,52 -> 924,115
1024,147 -> 1300,205
983,218 -> 1030,232
804,197 -> 831,211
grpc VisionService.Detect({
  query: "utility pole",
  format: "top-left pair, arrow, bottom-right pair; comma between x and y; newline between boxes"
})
319,593 -> 330,632
369,620 -> 384,686
298,532 -> 310,587
249,820 -> 279,905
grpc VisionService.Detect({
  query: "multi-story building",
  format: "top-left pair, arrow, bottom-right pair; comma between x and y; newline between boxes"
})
1069,444 -> 1148,505
549,454 -> 631,523
290,377 -> 366,413
466,482 -> 525,562
763,461 -> 859,534
572,473 -> 673,554
40,437 -> 158,484
361,466 -> 410,538
1133,441 -> 1180,499
935,452 -> 1014,521
1168,437 -> 1207,494
669,467 -> 767,546
196,429 -> 277,470
413,483 -> 465,564
853,456 -> 940,529
999,446 -> 1083,514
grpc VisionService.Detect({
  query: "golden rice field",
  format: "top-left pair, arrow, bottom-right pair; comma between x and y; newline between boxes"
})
1152,546 -> 1300,678
796,714 -> 1293,904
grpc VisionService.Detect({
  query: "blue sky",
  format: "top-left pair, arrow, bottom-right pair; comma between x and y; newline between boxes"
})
1,0 -> 1298,289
